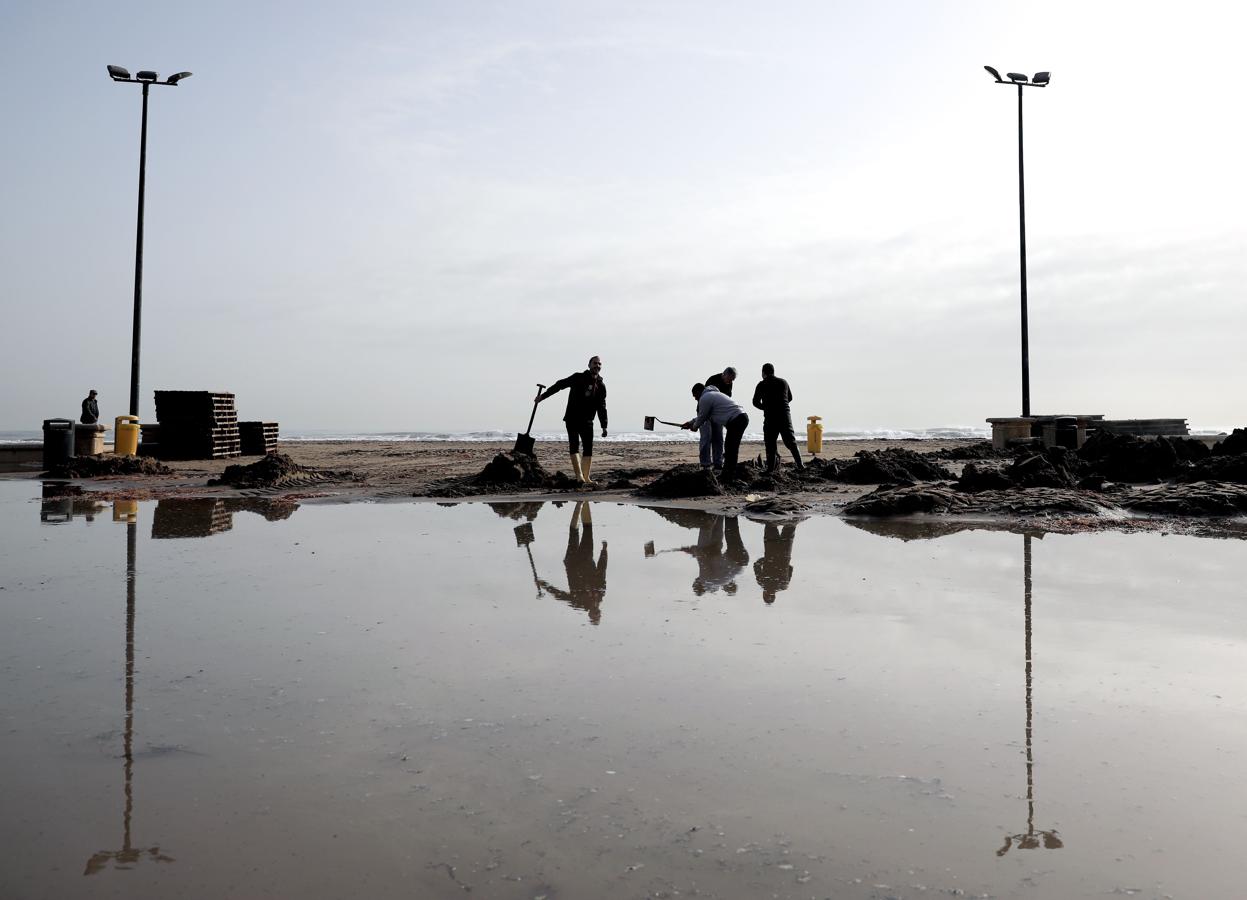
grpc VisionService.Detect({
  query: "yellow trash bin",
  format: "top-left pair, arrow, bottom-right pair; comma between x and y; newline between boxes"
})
115,415 -> 140,456
806,415 -> 823,455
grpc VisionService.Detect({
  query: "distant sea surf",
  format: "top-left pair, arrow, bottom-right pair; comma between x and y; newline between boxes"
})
3,426 -> 1234,444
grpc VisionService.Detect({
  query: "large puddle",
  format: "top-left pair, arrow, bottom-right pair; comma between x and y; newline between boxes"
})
2,482 -> 1246,899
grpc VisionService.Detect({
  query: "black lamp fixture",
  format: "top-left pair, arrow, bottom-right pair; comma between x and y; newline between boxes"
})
107,65 -> 193,418
984,64 -> 1050,418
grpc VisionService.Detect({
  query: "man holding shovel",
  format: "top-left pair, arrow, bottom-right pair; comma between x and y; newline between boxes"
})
536,356 -> 608,486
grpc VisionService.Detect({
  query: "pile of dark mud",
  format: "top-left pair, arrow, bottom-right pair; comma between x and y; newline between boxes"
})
832,449 -> 954,485
43,456 -> 173,478
953,433 -> 1247,493
1075,433 -> 1209,483
430,451 -> 581,498
208,452 -> 357,489
957,447 -> 1082,492
635,459 -> 832,499
1212,428 -> 1247,456
635,464 -> 724,498
929,441 -> 1013,461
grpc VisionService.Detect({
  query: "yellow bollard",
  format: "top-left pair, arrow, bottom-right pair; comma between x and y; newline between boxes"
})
806,415 -> 823,455
112,500 -> 138,524
114,415 -> 140,456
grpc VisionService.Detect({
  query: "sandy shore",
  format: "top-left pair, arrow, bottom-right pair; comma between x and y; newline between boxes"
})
12,438 -> 976,505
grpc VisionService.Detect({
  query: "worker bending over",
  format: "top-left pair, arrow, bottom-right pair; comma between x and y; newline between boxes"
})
683,383 -> 749,481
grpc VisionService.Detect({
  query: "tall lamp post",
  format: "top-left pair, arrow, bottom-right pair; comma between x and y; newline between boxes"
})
107,65 -> 192,418
984,66 -> 1049,418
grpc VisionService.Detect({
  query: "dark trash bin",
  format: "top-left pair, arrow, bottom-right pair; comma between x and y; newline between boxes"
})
1055,417 -> 1078,449
42,419 -> 75,469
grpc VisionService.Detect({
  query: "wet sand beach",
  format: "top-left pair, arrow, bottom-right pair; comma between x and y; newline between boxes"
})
89,437 -> 981,501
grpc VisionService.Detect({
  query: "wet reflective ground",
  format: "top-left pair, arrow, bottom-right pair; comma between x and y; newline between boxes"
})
3,482 -> 1247,899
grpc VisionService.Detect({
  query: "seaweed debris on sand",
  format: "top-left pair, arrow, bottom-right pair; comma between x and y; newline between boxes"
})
846,428 -> 1247,524
43,456 -> 173,478
845,484 -> 1111,518
208,452 -> 358,489
742,496 -> 812,520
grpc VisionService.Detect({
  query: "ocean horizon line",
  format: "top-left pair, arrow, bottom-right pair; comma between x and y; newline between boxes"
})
2,424 -> 1237,445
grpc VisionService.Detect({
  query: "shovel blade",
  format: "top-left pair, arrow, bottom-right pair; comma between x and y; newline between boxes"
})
643,416 -> 656,431
514,432 -> 536,456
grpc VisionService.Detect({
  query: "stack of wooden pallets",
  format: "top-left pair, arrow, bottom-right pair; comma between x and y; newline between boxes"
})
148,391 -> 242,460
238,421 -> 280,455
1094,418 -> 1190,436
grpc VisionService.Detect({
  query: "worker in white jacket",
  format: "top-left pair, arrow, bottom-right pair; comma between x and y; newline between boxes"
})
682,383 -> 750,481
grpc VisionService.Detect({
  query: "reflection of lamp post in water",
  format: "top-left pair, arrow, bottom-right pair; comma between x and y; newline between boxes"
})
84,505 -> 174,875
997,532 -> 1063,856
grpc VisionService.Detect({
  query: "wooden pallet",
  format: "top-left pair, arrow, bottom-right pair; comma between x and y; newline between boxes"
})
239,421 -> 279,455
1094,419 -> 1190,436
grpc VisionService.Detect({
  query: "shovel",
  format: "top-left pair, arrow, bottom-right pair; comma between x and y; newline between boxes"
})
644,416 -> 684,431
514,384 -> 545,456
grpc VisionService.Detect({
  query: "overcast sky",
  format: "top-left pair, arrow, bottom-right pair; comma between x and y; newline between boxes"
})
1,0 -> 1243,433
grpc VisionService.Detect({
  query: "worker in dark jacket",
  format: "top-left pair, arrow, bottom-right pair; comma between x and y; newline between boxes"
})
698,367 -> 736,471
751,363 -> 803,472
536,356 -> 608,485
705,366 -> 736,397
80,390 -> 99,425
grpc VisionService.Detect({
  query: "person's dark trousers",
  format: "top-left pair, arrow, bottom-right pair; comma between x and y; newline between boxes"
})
721,413 -> 749,480
764,418 -> 803,470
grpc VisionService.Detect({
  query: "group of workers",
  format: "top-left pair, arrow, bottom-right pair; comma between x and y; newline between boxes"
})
535,356 -> 805,485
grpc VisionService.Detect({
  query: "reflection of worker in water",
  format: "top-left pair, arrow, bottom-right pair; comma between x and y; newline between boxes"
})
643,508 -> 750,595
752,523 -> 796,604
538,501 -> 607,624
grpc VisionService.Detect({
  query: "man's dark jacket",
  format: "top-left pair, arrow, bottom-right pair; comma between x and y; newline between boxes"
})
542,371 -> 608,428
705,372 -> 733,397
751,376 -> 793,423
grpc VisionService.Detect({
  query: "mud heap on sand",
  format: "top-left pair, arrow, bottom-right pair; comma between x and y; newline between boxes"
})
43,456 -> 172,478
208,452 -> 358,489
636,464 -> 724,498
831,449 -> 954,484
429,451 -> 582,498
